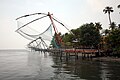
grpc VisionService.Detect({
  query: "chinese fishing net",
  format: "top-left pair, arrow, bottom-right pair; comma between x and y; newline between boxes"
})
16,13 -> 71,49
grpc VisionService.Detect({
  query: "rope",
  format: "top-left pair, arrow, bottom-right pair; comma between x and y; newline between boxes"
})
16,15 -> 48,31
53,16 -> 74,35
17,31 -> 33,40
16,13 -> 47,20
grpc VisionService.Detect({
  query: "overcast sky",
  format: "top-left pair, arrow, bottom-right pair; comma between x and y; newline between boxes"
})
0,0 -> 120,49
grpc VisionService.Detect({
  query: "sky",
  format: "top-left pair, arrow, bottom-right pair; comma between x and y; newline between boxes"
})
0,0 -> 120,49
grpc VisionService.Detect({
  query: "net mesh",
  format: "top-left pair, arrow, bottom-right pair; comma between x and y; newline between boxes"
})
16,13 -> 71,49
17,21 -> 52,48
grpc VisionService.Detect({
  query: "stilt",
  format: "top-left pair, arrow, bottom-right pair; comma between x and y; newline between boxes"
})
66,52 -> 69,61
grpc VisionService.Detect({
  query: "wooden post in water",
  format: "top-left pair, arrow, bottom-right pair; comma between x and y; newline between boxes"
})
66,52 -> 69,61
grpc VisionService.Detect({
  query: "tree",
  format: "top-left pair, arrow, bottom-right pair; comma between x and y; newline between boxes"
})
109,22 -> 117,30
103,6 -> 114,25
79,23 -> 101,48
104,29 -> 110,36
117,5 -> 120,14
105,29 -> 120,56
118,24 -> 120,29
118,5 -> 120,8
95,22 -> 102,32
71,28 -> 80,42
62,33 -> 73,46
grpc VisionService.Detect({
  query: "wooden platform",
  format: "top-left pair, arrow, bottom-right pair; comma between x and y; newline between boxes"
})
29,47 -> 103,60
64,49 -> 98,53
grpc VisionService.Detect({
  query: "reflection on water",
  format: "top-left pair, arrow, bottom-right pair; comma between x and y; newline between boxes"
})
0,50 -> 120,80
28,52 -> 54,80
50,53 -> 120,80
51,56 -> 101,80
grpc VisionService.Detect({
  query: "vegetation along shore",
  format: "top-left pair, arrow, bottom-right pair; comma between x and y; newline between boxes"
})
50,5 -> 120,58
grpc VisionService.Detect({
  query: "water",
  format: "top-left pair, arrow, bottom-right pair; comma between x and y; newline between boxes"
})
0,50 -> 120,80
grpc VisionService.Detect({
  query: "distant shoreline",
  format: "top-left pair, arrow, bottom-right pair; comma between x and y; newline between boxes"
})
0,49 -> 27,51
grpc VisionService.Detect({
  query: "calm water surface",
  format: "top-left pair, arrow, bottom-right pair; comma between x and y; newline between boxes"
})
0,50 -> 120,80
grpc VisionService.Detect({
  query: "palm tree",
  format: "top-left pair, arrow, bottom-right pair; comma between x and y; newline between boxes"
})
103,6 -> 114,25
118,5 -> 120,8
118,24 -> 120,29
109,22 -> 116,30
104,29 -> 110,36
95,22 -> 102,32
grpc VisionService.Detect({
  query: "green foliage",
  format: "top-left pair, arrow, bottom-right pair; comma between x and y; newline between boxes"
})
95,22 -> 102,31
62,33 -> 73,46
103,6 -> 113,25
109,22 -> 117,30
118,5 -> 120,8
105,29 -> 120,53
79,23 -> 101,48
104,29 -> 110,35
62,23 -> 101,48
103,6 -> 114,14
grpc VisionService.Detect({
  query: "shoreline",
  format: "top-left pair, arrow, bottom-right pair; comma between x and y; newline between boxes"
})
93,56 -> 120,62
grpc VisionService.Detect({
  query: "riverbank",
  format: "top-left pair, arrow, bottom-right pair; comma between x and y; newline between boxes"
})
93,56 -> 120,62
